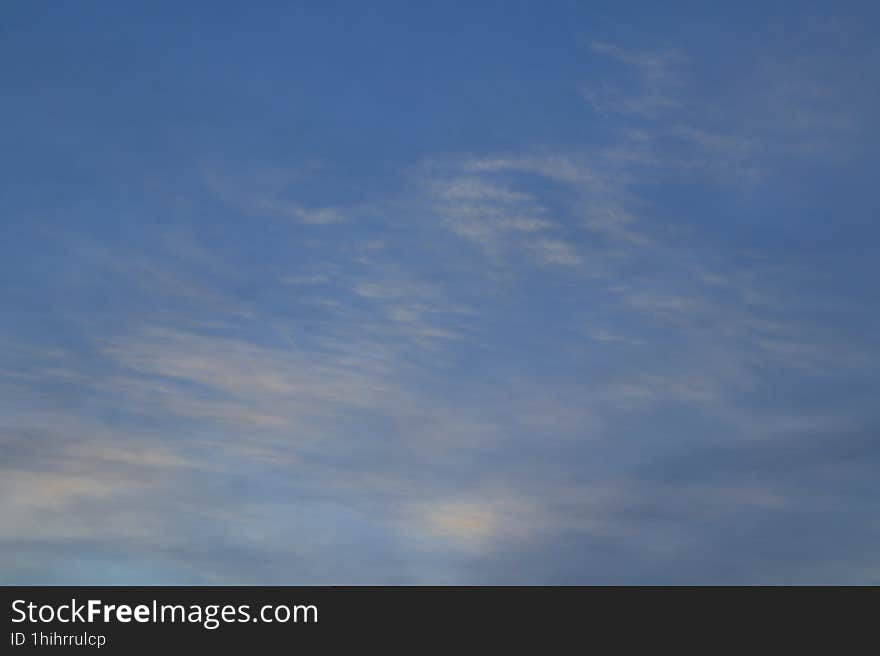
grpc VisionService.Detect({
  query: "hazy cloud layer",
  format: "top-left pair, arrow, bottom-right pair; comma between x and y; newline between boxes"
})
1,3 -> 878,583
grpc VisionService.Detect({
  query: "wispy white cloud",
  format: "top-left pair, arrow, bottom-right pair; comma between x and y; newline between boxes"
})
202,163 -> 355,224
583,41 -> 686,117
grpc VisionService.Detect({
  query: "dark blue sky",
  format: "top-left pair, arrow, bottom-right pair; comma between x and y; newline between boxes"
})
2,1 -> 879,583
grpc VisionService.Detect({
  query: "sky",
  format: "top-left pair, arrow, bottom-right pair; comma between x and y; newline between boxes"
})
1,1 -> 879,584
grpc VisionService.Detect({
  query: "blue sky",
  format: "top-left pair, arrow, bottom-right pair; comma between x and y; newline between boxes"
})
1,1 -> 879,584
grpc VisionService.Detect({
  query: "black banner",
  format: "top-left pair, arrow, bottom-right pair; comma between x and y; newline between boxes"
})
1,586 -> 874,652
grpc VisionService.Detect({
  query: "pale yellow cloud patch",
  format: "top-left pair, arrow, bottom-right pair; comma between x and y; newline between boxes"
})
407,496 -> 546,552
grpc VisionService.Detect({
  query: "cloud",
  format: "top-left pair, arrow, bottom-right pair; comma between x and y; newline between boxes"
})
2,22 -> 878,583
584,35 -> 869,186
584,41 -> 686,117
529,238 -> 583,266
202,163 -> 354,224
